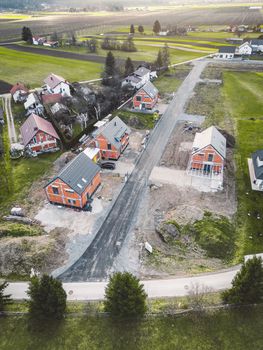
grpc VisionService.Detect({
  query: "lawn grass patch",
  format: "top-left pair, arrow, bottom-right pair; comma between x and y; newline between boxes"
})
115,110 -> 156,129
154,66 -> 191,95
0,222 -> 43,238
0,47 -> 102,87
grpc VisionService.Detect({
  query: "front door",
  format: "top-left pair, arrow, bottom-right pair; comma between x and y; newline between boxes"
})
141,103 -> 146,110
204,164 -> 211,173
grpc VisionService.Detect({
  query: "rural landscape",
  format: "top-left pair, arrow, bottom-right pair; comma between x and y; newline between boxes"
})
1,0 -> 263,348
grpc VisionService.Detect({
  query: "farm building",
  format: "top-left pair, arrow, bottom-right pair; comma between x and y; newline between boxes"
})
20,113 -> 60,154
187,126 -> 226,180
10,83 -> 29,103
248,150 -> 263,191
83,147 -> 101,163
45,152 -> 101,209
44,73 -> 71,97
214,46 -> 236,59
133,81 -> 159,111
237,42 -> 252,55
24,93 -> 44,116
92,116 -> 131,160
250,39 -> 263,52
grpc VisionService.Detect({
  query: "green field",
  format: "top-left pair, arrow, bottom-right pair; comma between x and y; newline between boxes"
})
0,306 -> 262,349
0,47 -> 102,87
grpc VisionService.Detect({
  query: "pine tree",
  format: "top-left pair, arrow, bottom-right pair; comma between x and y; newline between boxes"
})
71,32 -> 76,46
130,24 -> 135,34
222,256 -> 263,304
138,25 -> 144,34
124,57 -> 134,76
21,26 -> 33,44
155,49 -> 163,69
0,281 -> 12,311
105,51 -> 116,76
50,31 -> 59,42
162,43 -> 170,69
27,275 -> 67,320
153,20 -> 161,34
104,272 -> 147,318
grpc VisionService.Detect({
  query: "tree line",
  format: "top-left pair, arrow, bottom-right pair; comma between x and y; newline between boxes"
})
1,257 -> 263,320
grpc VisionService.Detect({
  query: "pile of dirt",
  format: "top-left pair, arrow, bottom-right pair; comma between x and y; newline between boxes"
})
0,228 -> 68,276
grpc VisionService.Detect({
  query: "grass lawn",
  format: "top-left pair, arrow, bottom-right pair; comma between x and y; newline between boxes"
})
223,71 -> 263,260
0,306 -> 263,349
0,47 -> 102,88
115,110 -> 157,129
187,31 -> 260,40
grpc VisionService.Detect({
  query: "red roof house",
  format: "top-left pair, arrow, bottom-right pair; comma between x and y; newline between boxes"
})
41,93 -> 62,105
132,81 -> 159,111
20,114 -> 60,154
10,83 -> 29,103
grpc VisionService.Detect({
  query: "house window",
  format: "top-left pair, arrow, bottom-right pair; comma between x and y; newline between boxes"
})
107,143 -> 112,150
136,96 -> 142,102
52,187 -> 59,195
208,154 -> 213,162
33,136 -> 37,144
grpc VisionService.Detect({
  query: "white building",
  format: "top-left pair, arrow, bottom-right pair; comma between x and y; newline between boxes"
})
237,42 -> 252,55
250,39 -> 263,53
248,150 -> 263,191
43,73 -> 71,97
24,93 -> 44,116
214,46 -> 236,59
122,67 -> 153,89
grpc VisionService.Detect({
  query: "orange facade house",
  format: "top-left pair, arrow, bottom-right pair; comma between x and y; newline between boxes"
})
92,116 -> 131,160
20,113 -> 60,154
132,81 -> 159,111
45,152 -> 101,209
188,126 -> 226,178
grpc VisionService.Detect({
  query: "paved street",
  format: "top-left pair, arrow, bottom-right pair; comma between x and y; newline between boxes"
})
58,60 -> 208,282
6,265 -> 240,300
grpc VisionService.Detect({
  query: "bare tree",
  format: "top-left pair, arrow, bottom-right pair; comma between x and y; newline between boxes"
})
186,282 -> 213,311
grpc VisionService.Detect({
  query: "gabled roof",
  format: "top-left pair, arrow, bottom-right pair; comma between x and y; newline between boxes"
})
239,41 -> 252,48
24,93 -> 41,109
46,152 -> 100,195
94,116 -> 131,151
44,73 -> 68,90
126,75 -> 142,84
134,67 -> 150,77
137,81 -> 159,99
42,93 -> 62,105
192,126 -> 226,159
83,147 -> 100,160
20,113 -> 60,146
250,39 -> 263,46
10,82 -> 29,95
219,46 -> 236,53
252,150 -> 263,180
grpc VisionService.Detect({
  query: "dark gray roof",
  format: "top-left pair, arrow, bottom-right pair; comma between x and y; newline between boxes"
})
134,67 -> 150,77
95,116 -> 131,151
219,46 -> 236,53
138,81 -> 159,99
252,150 -> 263,180
47,152 -> 100,195
250,39 -> 263,46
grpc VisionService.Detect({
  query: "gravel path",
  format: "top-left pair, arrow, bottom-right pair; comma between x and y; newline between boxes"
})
3,95 -> 17,144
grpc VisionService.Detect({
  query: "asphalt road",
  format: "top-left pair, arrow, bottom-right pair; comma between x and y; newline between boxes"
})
58,59 -> 208,282
6,265 -> 240,300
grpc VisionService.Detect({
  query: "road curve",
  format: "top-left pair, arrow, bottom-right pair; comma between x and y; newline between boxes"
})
5,266 -> 240,301
57,60 -> 208,282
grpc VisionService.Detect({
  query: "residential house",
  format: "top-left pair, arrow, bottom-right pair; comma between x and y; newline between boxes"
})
132,81 -> 159,111
250,39 -> 263,52
248,150 -> 263,191
187,126 -> 226,179
122,67 -> 152,89
43,73 -> 71,97
237,41 -> 252,55
92,116 -> 131,160
83,147 -> 101,163
32,36 -> 45,45
10,83 -> 29,103
41,93 -> 62,105
24,93 -> 44,116
214,46 -> 236,59
44,152 -> 101,209
20,113 -> 60,154
43,41 -> 59,48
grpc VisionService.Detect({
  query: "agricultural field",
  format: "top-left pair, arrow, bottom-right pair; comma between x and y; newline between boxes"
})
0,47 -> 102,88
0,306 -> 263,349
186,68 -> 263,262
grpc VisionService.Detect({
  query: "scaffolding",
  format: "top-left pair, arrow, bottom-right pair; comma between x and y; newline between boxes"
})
186,160 -> 224,180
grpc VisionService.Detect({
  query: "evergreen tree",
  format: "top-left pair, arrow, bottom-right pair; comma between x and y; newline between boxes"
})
162,43 -> 170,69
130,24 -> 135,34
222,256 -> 263,304
138,25 -> 144,34
21,26 -> 33,44
71,32 -> 76,46
0,281 -> 12,312
153,20 -> 161,34
50,31 -> 59,42
124,57 -> 134,76
121,37 -> 137,52
104,272 -> 147,318
102,51 -> 117,85
27,274 -> 67,320
155,49 -> 163,69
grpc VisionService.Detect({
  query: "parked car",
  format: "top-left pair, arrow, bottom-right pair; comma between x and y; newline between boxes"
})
100,161 -> 116,170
